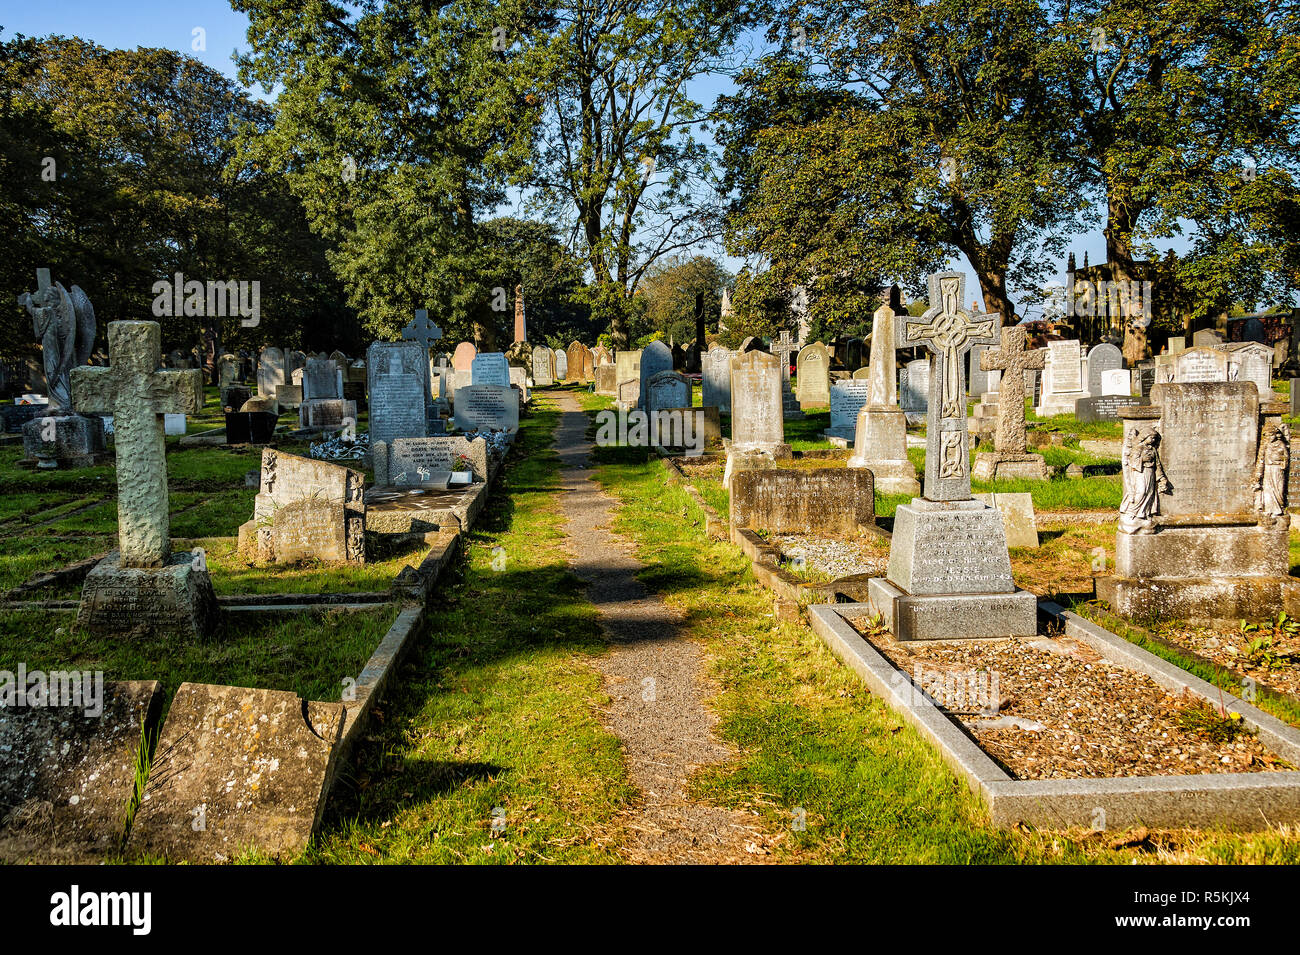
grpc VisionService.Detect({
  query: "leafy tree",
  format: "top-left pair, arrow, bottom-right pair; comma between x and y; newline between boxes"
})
522,0 -> 750,347
719,1 -> 1090,327
634,254 -> 731,345
1047,0 -> 1300,359
0,34 -> 347,376
232,0 -> 541,348
478,216 -> 595,348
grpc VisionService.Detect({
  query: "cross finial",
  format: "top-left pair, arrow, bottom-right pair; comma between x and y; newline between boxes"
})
402,309 -> 443,351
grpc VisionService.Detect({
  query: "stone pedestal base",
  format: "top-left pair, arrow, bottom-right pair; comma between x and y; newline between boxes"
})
972,451 -> 1050,482
847,406 -> 921,495
77,551 -> 218,639
21,413 -> 107,469
866,577 -> 1038,641
872,498 -> 1037,640
723,443 -> 792,489
1099,518 -> 1295,623
1096,574 -> 1300,626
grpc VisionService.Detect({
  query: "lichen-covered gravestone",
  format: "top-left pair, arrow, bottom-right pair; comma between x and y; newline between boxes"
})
238,449 -> 366,564
0,681 -> 163,862
125,682 -> 344,863
71,321 -> 218,639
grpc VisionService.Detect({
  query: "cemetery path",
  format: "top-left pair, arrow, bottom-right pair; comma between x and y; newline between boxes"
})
551,392 -> 771,864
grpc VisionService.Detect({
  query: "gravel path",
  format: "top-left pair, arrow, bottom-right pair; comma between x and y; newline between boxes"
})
550,392 -> 770,863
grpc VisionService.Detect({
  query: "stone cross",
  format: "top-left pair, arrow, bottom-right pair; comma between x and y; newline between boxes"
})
71,322 -> 204,567
401,309 -> 444,352
772,330 -> 797,386
981,326 -> 1044,454
900,272 -> 1002,501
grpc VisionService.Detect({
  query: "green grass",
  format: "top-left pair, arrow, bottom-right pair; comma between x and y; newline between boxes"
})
0,605 -> 397,705
200,536 -> 433,595
590,435 -> 1300,863
306,394 -> 636,864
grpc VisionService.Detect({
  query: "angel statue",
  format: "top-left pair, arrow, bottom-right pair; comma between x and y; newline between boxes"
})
1118,425 -> 1171,533
1254,423 -> 1290,518
16,268 -> 96,412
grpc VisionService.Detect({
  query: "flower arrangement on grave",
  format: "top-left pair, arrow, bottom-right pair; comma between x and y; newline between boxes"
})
451,454 -> 473,473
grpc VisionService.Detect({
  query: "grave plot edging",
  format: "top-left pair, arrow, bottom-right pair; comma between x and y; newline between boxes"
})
809,602 -> 1300,831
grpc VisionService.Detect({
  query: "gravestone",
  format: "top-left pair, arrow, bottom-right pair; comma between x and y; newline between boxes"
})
1098,382 -> 1296,622
453,384 -> 519,432
827,379 -> 871,440
566,342 -> 591,384
218,354 -> 240,388
1086,342 -> 1123,397
1074,393 -> 1148,424
901,358 -> 929,424
615,350 -> 642,407
509,365 -> 529,403
532,346 -> 555,386
125,682 -> 343,863
1173,345 -> 1235,383
375,434 -> 490,485
595,363 -> 617,396
864,272 -> 1036,641
1034,339 -> 1086,416
0,681 -> 163,862
771,330 -> 804,420
471,352 -> 510,388
257,346 -> 286,400
968,344 -> 991,396
237,449 -> 366,564
70,321 -> 217,638
847,306 -> 920,495
728,350 -> 785,454
795,341 -> 830,408
972,326 -> 1049,481
617,378 -> 639,412
299,358 -> 351,429
1224,342 -> 1274,397
638,341 -> 673,412
367,341 -> 431,445
555,349 -> 569,380
974,492 -> 1039,548
702,345 -> 733,413
646,370 -> 690,415
582,347 -> 595,382
592,345 -> 611,368
452,342 -> 477,371
1101,368 -> 1130,395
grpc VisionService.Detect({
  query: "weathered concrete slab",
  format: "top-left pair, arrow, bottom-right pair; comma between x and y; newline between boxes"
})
0,680 -> 163,862
127,683 -> 344,863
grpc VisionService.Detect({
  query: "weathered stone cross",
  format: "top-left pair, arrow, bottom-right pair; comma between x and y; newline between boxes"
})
771,329 -> 797,385
900,272 -> 1002,501
71,321 -> 204,567
981,326 -> 1044,454
402,309 -> 443,352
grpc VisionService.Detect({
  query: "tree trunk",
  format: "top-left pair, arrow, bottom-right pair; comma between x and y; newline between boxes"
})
1106,192 -> 1148,363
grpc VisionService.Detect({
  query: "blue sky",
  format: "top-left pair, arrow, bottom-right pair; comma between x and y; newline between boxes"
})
4,1 -> 1125,317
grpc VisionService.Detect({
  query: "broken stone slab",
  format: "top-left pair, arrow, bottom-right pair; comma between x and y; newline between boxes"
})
126,682 -> 344,863
0,680 -> 163,862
